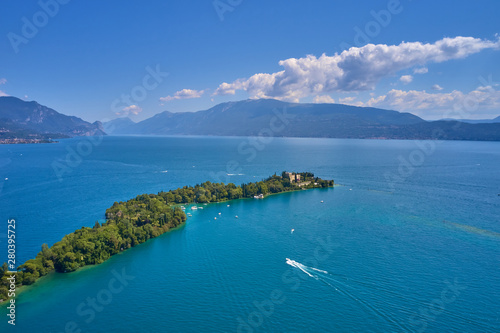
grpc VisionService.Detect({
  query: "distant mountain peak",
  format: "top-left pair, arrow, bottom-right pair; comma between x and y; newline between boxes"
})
0,96 -> 106,138
107,98 -> 500,140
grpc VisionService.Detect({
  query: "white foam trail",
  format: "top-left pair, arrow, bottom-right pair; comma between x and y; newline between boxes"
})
286,258 -> 315,278
286,258 -> 328,274
285,258 -> 409,332
310,267 -> 328,274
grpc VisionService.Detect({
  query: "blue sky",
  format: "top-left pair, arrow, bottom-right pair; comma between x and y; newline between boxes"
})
1,0 -> 499,121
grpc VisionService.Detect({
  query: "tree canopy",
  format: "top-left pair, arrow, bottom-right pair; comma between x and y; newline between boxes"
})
0,171 -> 333,302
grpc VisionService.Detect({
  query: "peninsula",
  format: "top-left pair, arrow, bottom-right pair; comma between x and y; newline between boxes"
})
0,172 -> 333,302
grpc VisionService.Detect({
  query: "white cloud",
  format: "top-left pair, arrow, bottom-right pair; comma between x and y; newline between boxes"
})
116,105 -> 142,116
400,75 -> 413,84
313,95 -> 335,103
413,67 -> 428,74
213,82 -> 240,96
338,96 -> 364,107
431,84 -> 444,91
363,86 -> 500,118
160,89 -> 205,102
0,91 -> 8,97
214,36 -> 500,102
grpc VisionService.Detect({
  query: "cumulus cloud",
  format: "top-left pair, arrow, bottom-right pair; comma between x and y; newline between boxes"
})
116,105 -> 142,116
213,36 -> 500,102
400,75 -> 413,84
431,84 -> 444,91
313,95 -> 335,103
160,89 -> 205,102
363,86 -> 500,118
338,96 -> 364,107
413,67 -> 428,74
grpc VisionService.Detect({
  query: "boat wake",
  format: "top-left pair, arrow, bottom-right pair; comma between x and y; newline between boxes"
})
285,258 -> 409,331
286,258 -> 317,278
286,258 -> 327,275
287,258 -> 496,332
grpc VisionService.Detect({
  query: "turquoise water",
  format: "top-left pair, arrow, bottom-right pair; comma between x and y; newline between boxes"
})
0,136 -> 499,332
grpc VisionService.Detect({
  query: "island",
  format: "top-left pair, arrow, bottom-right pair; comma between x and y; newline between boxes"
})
0,171 -> 333,302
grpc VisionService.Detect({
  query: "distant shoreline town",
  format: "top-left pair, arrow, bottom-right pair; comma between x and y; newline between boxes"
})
0,138 -> 56,144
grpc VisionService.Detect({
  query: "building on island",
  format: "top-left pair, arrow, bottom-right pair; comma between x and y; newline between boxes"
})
285,172 -> 301,183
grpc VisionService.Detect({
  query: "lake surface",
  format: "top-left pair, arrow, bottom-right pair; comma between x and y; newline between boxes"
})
0,136 -> 499,332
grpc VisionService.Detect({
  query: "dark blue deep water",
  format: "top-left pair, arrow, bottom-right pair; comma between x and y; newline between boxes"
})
0,136 -> 499,332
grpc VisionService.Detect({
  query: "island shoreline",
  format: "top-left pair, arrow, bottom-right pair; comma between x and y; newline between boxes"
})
0,171 -> 333,304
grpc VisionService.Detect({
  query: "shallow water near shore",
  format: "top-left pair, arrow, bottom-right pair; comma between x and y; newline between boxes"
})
0,136 -> 499,332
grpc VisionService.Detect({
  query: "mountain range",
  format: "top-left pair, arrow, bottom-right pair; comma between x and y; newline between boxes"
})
2,96 -> 500,142
439,116 -> 500,124
0,96 -> 105,140
105,99 -> 500,141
